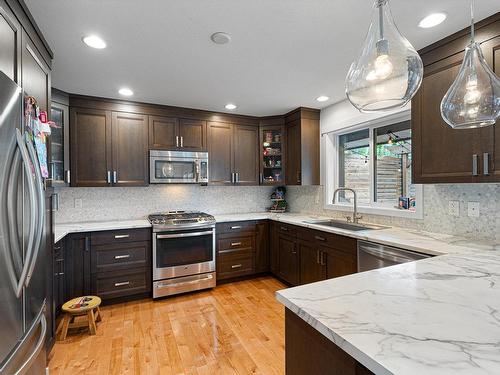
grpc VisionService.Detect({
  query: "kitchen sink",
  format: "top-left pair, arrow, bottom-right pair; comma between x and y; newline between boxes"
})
303,219 -> 389,232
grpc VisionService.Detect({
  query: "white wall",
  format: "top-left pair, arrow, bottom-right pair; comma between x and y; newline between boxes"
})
320,99 -> 411,134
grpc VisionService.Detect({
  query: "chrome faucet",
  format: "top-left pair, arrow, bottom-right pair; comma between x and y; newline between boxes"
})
332,187 -> 362,224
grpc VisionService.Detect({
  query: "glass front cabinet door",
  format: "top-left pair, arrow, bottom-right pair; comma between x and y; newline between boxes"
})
50,91 -> 70,185
260,124 -> 285,185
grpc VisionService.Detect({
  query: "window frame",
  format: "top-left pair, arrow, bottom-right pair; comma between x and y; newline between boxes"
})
323,109 -> 423,219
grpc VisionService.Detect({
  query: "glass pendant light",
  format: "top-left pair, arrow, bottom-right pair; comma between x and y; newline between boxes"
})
345,0 -> 423,112
440,0 -> 500,129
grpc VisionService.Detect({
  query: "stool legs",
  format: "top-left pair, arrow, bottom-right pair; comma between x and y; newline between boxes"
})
87,309 -> 97,335
59,314 -> 71,341
95,306 -> 102,322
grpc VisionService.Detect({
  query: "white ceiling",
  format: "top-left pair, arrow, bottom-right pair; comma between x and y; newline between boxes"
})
26,0 -> 499,116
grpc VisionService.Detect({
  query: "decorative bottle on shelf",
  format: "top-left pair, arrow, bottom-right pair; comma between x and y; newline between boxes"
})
268,186 -> 287,213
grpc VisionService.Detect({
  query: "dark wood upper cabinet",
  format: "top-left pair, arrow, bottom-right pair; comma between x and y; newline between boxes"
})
148,116 -> 178,149
70,108 -> 112,187
0,2 -> 21,83
71,109 -> 148,187
412,14 -> 500,184
178,119 -> 207,151
208,121 -> 259,185
111,112 -> 148,186
285,108 -> 320,185
259,117 -> 286,185
22,32 -> 50,112
233,124 -> 259,185
149,116 -> 206,151
208,121 -> 233,185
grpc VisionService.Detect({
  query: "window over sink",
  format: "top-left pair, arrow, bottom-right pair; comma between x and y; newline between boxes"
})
324,110 -> 423,219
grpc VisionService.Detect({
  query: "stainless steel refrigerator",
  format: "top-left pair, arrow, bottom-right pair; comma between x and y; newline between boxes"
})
0,71 -> 48,373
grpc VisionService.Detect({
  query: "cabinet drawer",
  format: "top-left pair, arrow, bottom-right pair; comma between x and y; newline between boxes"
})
312,231 -> 357,255
218,236 -> 254,252
92,268 -> 150,300
217,221 -> 256,235
277,223 -> 297,237
91,241 -> 150,273
91,228 -> 150,245
217,253 -> 254,280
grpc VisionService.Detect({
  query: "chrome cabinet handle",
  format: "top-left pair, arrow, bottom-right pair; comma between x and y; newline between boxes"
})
231,264 -> 242,269
316,250 -> 321,264
230,172 -> 235,184
113,170 -> 118,184
483,153 -> 490,176
280,226 -> 288,231
315,235 -> 326,242
320,251 -> 326,266
107,171 -> 111,184
259,172 -> 263,184
176,136 -> 179,148
180,136 -> 184,148
114,234 -> 130,239
230,226 -> 242,230
236,172 -> 240,183
231,242 -> 242,246
472,154 -> 478,176
114,254 -> 131,259
65,169 -> 71,184
85,236 -> 90,252
114,281 -> 130,287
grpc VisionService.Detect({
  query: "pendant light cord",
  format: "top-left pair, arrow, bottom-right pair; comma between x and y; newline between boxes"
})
470,0 -> 475,43
379,2 -> 384,40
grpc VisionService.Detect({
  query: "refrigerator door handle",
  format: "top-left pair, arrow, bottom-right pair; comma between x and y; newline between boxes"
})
24,137 -> 45,288
6,130 -> 38,297
0,306 -> 47,375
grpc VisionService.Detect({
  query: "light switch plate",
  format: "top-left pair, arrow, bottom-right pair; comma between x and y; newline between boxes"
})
74,198 -> 83,209
467,201 -> 480,217
448,201 -> 460,217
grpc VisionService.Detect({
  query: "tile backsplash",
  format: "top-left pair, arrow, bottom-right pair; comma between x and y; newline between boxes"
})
55,183 -> 499,242
286,184 -> 500,242
54,185 -> 273,223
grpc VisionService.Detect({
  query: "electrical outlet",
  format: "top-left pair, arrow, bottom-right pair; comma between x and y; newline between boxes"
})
448,201 -> 460,217
74,198 -> 83,209
467,201 -> 480,218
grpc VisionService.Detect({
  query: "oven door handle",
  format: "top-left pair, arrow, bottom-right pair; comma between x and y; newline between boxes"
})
156,230 -> 213,239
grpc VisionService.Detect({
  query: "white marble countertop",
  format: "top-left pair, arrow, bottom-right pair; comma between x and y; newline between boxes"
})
54,219 -> 151,243
55,213 -> 499,255
276,250 -> 500,375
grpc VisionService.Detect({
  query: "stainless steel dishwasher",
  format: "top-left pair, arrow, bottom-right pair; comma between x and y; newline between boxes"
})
357,240 -> 431,272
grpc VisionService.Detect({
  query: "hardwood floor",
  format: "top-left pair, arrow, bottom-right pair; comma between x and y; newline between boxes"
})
49,276 -> 286,375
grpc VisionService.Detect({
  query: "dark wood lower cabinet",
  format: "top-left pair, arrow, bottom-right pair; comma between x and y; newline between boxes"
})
278,235 -> 299,285
65,233 -> 92,299
216,220 -> 269,281
271,223 -> 357,286
54,229 -> 152,313
285,308 -> 374,375
299,240 -> 325,285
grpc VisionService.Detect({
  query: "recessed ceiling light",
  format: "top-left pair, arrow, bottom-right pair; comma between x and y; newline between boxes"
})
418,13 -> 447,28
118,88 -> 134,96
82,35 -> 107,49
225,103 -> 237,110
211,32 -> 232,45
316,96 -> 330,102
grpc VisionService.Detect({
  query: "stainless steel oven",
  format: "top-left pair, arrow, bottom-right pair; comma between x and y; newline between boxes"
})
150,150 -> 208,184
150,211 -> 216,298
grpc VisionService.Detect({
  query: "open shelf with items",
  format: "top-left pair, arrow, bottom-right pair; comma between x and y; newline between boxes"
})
259,124 -> 285,185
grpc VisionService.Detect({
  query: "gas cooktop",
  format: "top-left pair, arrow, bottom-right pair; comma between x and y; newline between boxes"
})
148,211 -> 215,231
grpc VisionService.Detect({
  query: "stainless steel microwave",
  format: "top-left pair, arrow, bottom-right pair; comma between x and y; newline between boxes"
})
149,150 -> 208,184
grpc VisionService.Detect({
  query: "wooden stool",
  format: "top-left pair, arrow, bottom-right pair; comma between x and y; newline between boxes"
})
57,296 -> 102,340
